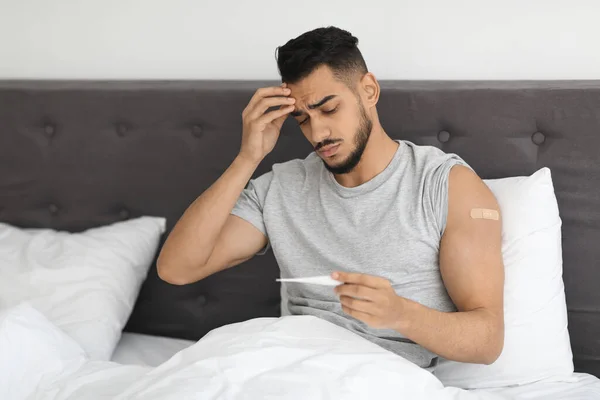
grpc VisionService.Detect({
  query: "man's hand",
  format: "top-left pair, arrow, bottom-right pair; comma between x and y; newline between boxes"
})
332,271 -> 406,330
239,83 -> 296,164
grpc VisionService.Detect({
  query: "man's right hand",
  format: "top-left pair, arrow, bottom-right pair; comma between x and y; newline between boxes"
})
239,84 -> 296,163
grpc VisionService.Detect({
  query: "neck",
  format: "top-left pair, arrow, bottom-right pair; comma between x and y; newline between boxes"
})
333,124 -> 399,188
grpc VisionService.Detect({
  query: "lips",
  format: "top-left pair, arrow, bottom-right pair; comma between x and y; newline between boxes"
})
318,143 -> 340,157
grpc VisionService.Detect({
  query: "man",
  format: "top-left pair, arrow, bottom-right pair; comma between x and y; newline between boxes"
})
157,26 -> 505,371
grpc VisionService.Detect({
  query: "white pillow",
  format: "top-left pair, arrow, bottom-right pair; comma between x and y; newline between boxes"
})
0,303 -> 88,400
434,167 -> 574,388
0,216 -> 166,361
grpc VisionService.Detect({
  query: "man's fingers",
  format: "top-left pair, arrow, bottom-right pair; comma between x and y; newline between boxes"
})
245,86 -> 291,116
331,271 -> 390,289
339,295 -> 376,314
256,104 -> 295,126
248,96 -> 295,121
334,284 -> 377,301
341,304 -> 377,326
271,105 -> 294,129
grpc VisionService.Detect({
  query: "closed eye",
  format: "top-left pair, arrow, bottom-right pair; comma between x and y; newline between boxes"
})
298,107 -> 338,125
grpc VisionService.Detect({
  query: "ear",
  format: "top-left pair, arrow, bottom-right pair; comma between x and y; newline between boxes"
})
359,72 -> 380,108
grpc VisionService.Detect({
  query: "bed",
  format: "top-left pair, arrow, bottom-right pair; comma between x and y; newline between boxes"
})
1,80 -> 600,399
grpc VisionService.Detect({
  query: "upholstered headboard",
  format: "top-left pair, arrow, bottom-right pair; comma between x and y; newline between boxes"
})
1,80 -> 599,377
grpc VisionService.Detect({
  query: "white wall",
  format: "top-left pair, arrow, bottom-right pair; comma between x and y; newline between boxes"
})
1,0 -> 599,80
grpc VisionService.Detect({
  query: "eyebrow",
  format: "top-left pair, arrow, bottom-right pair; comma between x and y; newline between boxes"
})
290,95 -> 337,117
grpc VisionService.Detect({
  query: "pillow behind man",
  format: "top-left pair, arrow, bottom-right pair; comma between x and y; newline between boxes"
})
0,216 -> 166,360
434,167 -> 574,388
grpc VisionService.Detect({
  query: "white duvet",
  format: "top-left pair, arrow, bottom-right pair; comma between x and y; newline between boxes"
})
0,303 -> 508,400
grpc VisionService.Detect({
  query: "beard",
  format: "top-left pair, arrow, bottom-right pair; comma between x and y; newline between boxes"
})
322,102 -> 373,175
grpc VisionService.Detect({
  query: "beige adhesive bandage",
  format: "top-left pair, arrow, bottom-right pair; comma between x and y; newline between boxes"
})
470,208 -> 499,220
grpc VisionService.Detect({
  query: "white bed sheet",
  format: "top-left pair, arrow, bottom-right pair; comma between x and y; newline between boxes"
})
111,332 -> 600,399
111,332 -> 196,367
478,373 -> 600,399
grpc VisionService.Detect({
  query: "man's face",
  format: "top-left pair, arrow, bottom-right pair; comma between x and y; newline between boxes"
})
287,65 -> 373,174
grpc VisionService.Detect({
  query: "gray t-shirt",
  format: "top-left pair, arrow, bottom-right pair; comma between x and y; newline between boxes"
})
231,139 -> 469,370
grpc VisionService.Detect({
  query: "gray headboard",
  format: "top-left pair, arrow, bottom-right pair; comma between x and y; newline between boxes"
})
1,80 -> 599,377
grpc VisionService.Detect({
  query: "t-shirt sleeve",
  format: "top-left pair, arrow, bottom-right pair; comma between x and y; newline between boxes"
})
427,154 -> 472,237
230,171 -> 273,255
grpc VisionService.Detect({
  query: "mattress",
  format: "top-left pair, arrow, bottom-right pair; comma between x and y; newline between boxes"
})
111,332 -> 600,399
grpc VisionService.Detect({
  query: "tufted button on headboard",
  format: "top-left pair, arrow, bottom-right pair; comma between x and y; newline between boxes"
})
48,203 -> 60,216
437,130 -> 451,143
531,131 -> 546,145
44,123 -> 56,137
119,208 -> 130,220
191,124 -> 204,138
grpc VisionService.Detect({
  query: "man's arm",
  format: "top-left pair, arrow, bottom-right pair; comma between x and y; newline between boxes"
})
334,165 -> 505,365
393,165 -> 504,364
157,155 -> 268,285
157,84 -> 296,285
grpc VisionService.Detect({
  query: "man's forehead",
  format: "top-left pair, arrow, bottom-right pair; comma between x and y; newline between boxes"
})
287,66 -> 346,98
289,81 -> 338,98
288,82 -> 347,106
292,90 -> 339,104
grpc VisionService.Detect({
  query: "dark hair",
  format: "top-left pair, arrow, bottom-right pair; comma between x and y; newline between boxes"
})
275,26 -> 368,88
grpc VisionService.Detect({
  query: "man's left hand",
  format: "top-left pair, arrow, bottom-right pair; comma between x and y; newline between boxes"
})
332,271 -> 406,331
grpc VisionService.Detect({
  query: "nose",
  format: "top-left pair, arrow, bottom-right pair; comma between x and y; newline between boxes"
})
309,119 -> 330,145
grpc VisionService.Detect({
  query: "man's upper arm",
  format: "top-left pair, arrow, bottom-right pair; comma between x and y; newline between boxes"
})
200,214 -> 268,276
192,173 -> 272,282
439,165 -> 504,322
